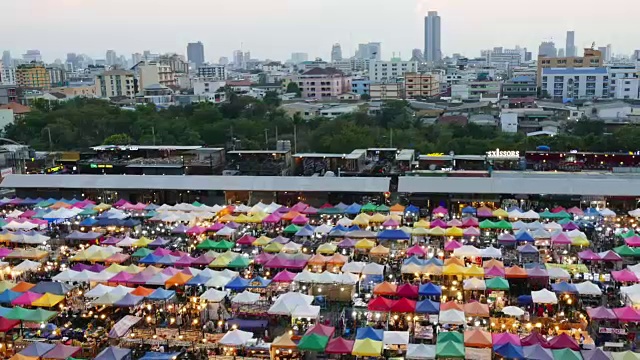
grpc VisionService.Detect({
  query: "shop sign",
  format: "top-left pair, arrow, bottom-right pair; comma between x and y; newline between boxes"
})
599,327 -> 627,335
0,168 -> 12,177
486,149 -> 520,159
414,323 -> 434,339
426,153 -> 446,157
90,163 -> 114,169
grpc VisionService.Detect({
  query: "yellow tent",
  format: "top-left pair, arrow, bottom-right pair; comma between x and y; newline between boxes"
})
423,264 -> 443,275
443,263 -> 467,276
209,251 -> 237,267
369,213 -> 386,223
465,265 -> 485,278
246,213 -> 265,223
370,245 -> 390,256
444,257 -> 465,266
234,214 -> 250,223
412,227 -> 429,236
492,209 -> 509,218
352,214 -> 371,226
132,237 -> 153,247
253,236 -> 272,246
10,355 -> 38,360
352,339 -> 383,357
218,214 -> 236,223
104,264 -> 126,273
414,219 -> 430,228
263,242 -> 284,253
317,243 -> 338,255
69,250 -> 89,262
571,237 -> 590,247
87,250 -> 112,262
429,227 -> 446,236
123,264 -> 144,274
385,214 -> 402,222
445,227 -> 464,237
93,203 -> 112,211
31,292 -> 65,307
0,280 -> 15,292
355,239 -> 376,250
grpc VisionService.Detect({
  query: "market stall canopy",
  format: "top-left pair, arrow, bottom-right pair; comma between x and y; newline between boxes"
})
531,288 -> 558,304
407,344 -> 436,359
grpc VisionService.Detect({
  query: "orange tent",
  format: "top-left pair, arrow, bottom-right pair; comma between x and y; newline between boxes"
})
281,211 -> 301,221
49,201 -> 72,209
165,272 -> 193,287
463,302 -> 490,317
505,265 -> 528,279
130,286 -> 155,297
389,204 -> 405,212
464,329 -> 492,348
440,300 -> 463,311
307,254 -> 328,266
373,281 -> 397,296
483,259 -> 504,269
444,257 -> 465,266
326,253 -> 348,265
12,281 -> 35,292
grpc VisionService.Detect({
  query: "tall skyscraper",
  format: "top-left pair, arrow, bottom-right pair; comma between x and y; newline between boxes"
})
131,53 -> 142,65
187,42 -> 205,67
538,41 -> 557,57
106,50 -> 117,66
22,50 -> 42,63
566,31 -> 576,57
233,50 -> 244,69
424,11 -> 442,63
355,43 -> 381,60
606,44 -> 612,61
290,52 -> 308,64
331,43 -> 343,62
2,51 -> 11,68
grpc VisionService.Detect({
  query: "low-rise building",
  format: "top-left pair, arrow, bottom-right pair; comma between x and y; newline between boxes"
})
540,67 -> 609,101
319,104 -> 360,118
96,70 -> 136,98
404,72 -> 439,99
501,76 -> 537,98
193,78 -> 226,96
135,84 -> 174,106
368,60 -> 418,82
609,64 -> 640,99
16,63 -> 49,90
0,85 -> 18,105
537,48 -> 603,85
50,84 -> 98,98
136,61 -> 177,89
370,83 -> 402,100
196,65 -> 226,79
46,66 -> 66,88
291,67 -> 352,100
452,81 -> 501,100
1,66 -> 15,85
351,79 -> 371,96
280,102 -> 324,120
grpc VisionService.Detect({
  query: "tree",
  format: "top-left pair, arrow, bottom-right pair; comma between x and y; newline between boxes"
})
360,93 -> 371,101
263,91 -> 281,107
286,82 -> 302,97
103,133 -> 133,145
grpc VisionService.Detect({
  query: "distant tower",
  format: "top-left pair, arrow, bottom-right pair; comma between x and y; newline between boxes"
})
538,41 -> 557,57
566,31 -> 576,57
106,50 -> 117,66
331,43 -> 343,62
187,42 -> 205,67
424,11 -> 442,63
558,48 -> 565,57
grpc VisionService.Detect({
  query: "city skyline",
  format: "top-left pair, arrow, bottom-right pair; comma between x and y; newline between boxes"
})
3,0 -> 639,63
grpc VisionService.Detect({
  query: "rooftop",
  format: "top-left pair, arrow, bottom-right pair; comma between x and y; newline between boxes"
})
302,67 -> 345,76
542,67 -> 608,75
0,103 -> 31,115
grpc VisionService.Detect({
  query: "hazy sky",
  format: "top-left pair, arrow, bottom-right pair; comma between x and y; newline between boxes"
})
3,0 -> 639,62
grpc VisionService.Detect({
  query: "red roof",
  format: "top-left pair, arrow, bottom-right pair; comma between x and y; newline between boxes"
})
367,296 -> 393,312
390,298 -> 416,313
227,80 -> 252,87
0,103 -> 31,114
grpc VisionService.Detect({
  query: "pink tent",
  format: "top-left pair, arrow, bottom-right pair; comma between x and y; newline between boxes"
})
406,245 -> 427,257
109,271 -> 134,283
254,253 -> 275,265
484,266 -> 505,278
567,207 -> 584,216
587,306 -> 617,320
226,222 -> 240,229
174,255 -> 197,267
444,240 -> 462,251
396,284 -> 419,298
611,269 -> 639,282
600,250 -> 623,262
206,223 -> 225,232
262,214 -> 281,224
114,199 -> 130,208
626,235 -> 640,247
432,206 -> 448,215
462,217 -> 479,228
236,234 -> 257,246
19,210 -> 36,219
547,333 -> 579,350
447,219 -> 463,227
551,206 -> 566,214
430,219 -> 448,228
492,332 -> 521,346
302,206 -> 318,215
0,248 -> 13,257
153,248 -> 173,256
11,291 -> 43,306
272,270 -> 297,282
382,219 -> 399,228
476,208 -> 494,218
162,267 -> 181,276
463,227 -> 481,237
291,215 -> 309,225
170,250 -> 188,257
291,202 -> 309,212
122,202 -> 147,210
192,253 -> 216,266
101,237 -> 121,245
578,250 -> 601,261
551,233 -> 572,245
186,226 -> 206,235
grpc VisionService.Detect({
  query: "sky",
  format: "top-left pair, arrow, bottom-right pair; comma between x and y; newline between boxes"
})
3,0 -> 639,63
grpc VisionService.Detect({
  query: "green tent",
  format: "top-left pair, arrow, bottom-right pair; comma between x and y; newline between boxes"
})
78,208 -> 97,216
557,218 -> 571,225
131,248 -> 153,258
479,220 -> 496,229
485,277 -> 510,290
621,230 -> 636,238
436,332 -> 464,358
375,204 -> 390,212
538,210 -> 556,218
4,306 -> 33,321
298,334 -> 329,352
263,242 -> 284,253
437,331 -> 463,343
144,210 -> 158,218
25,308 -> 57,322
554,210 -> 572,219
361,203 -> 377,213
613,245 -> 640,257
32,209 -> 50,219
192,201 -> 203,207
318,207 -> 342,215
283,224 -> 301,234
212,240 -> 235,251
552,349 -> 581,360
35,200 -> 54,208
227,256 -> 251,268
197,239 -> 217,250
494,220 -> 513,230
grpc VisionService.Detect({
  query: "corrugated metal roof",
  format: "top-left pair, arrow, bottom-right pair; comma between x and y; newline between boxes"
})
0,175 -> 390,193
542,67 -> 607,75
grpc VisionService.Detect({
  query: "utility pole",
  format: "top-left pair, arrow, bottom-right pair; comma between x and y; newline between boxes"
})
152,126 -> 156,145
293,125 -> 297,153
45,128 -> 52,151
275,126 -> 278,143
389,128 -> 393,148
264,129 -> 269,150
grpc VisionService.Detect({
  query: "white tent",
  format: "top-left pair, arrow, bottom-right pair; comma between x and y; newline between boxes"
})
20,233 -> 50,244
362,262 -> 385,275
316,271 -> 338,284
532,228 -> 552,239
116,236 -> 137,247
526,221 -> 544,230
264,202 -> 282,214
629,209 -> 640,217
282,242 -> 302,253
521,210 -> 541,220
544,222 -> 562,230
3,221 -> 37,230
84,284 -> 115,298
342,262 -> 366,274
268,292 -> 314,315
52,269 -> 79,282
507,210 -> 524,219
234,204 -> 252,213
511,220 -> 528,230
293,270 -> 317,283
612,351 -> 640,360
156,204 -> 173,211
453,245 -> 481,258
216,227 -> 236,237
501,306 -> 525,317
146,273 -> 172,286
599,208 -> 617,217
336,272 -> 358,285
337,217 -> 353,226
574,281 -> 603,296
291,303 -> 320,318
407,344 -> 436,359
6,209 -> 23,217
249,202 -> 266,214
231,291 -> 261,304
200,288 -> 227,302
480,246 -> 502,259
383,331 -> 410,345
402,263 -> 423,274
92,292 -> 126,306
86,270 -> 116,282
531,288 -> 558,304
620,284 -> 640,297
438,309 -> 466,324
567,229 -> 587,239
547,267 -> 571,280
111,285 -> 135,297
14,260 -> 41,272
219,329 -> 254,346
71,270 -> 93,283
463,277 -> 487,291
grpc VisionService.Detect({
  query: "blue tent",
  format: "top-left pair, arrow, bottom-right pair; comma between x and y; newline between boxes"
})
377,229 -> 410,240
518,244 -> 539,254
79,218 -> 98,226
247,276 -> 272,288
348,225 -> 361,231
0,306 -> 12,317
31,281 -> 73,295
20,197 -> 40,205
334,202 -> 349,211
584,208 -> 601,216
517,295 -> 533,305
418,283 -> 442,296
493,343 -> 524,359
345,203 -> 362,215
424,257 -> 444,266
295,227 -> 314,237
403,256 -> 425,266
551,281 -> 578,294
328,229 -> 348,237
114,293 -> 144,307
331,225 -> 349,232
139,352 -> 181,360
121,219 -> 140,227
522,263 -> 544,269
156,255 -> 179,266
416,299 -> 440,314
138,254 -> 162,264
145,204 -> 159,210
462,206 -> 477,214
185,274 -> 212,286
19,342 -> 56,357
507,206 -> 524,212
225,276 -> 250,291
0,290 -> 21,304
96,218 -> 124,227
147,288 -> 175,301
95,346 -> 132,360
405,205 -> 419,214
356,326 -> 384,341
515,231 -> 535,242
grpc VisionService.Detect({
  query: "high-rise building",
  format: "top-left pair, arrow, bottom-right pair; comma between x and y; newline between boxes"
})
106,50 -> 117,66
606,44 -> 612,62
131,53 -> 142,66
356,43 -> 382,60
331,43 -> 342,62
2,51 -> 11,68
290,52 -> 309,64
536,48 -> 603,86
538,41 -> 557,57
633,50 -> 640,61
566,31 -> 576,57
22,50 -> 42,63
244,52 -> 251,66
187,42 -> 205,67
424,11 -> 442,63
233,51 -> 244,69
16,62 -> 49,89
219,57 -> 229,66
410,49 -> 425,63
558,48 -> 565,57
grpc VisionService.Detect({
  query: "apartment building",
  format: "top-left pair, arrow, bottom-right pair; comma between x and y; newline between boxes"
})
96,70 -> 136,98
540,67 -> 609,102
501,76 -> 537,98
368,60 -> 418,82
404,73 -> 440,99
137,62 -> 177,89
16,63 -> 49,90
46,67 -> 67,87
537,48 -> 603,85
370,83 -> 401,100
609,64 -> 640,100
196,65 -> 226,79
292,67 -> 352,100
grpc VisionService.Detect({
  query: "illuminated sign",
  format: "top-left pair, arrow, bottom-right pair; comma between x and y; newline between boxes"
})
45,165 -> 64,174
90,164 -> 113,169
425,153 -> 446,157
486,149 -> 520,159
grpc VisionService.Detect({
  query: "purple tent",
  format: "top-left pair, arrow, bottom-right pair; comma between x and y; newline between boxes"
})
113,293 -> 144,307
171,224 -> 188,234
236,234 -> 256,246
41,343 -> 81,359
192,253 -> 216,266
128,271 -> 154,285
161,267 -> 181,276
587,306 -> 617,320
148,237 -> 170,247
581,348 -> 612,360
302,206 -> 318,215
337,238 -> 357,248
523,345 -> 553,360
19,342 -> 55,357
71,263 -> 91,272
498,233 -> 516,243
562,222 -> 580,231
206,223 -> 225,232
101,237 -> 121,245
88,264 -> 106,272
225,221 -> 240,229
578,250 -> 601,261
262,214 -> 281,224
254,253 -> 275,265
109,271 -> 134,283
174,255 -> 197,267
272,236 -> 290,244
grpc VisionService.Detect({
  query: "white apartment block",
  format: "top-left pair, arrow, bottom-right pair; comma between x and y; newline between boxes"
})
368,60 -> 418,82
541,67 -> 609,101
193,78 -> 226,96
196,65 -> 226,80
96,70 -> 135,98
608,64 -> 640,99
138,62 -> 177,89
0,66 -> 15,85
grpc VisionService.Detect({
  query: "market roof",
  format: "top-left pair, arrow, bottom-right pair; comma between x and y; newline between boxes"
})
1,174 -> 391,193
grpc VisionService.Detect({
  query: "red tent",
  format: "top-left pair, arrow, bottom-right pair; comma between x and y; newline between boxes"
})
520,332 -> 550,347
367,297 -> 393,312
325,337 -> 354,354
390,298 -> 416,313
0,317 -> 19,332
396,284 -> 419,298
547,333 -> 579,350
304,324 -> 335,337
